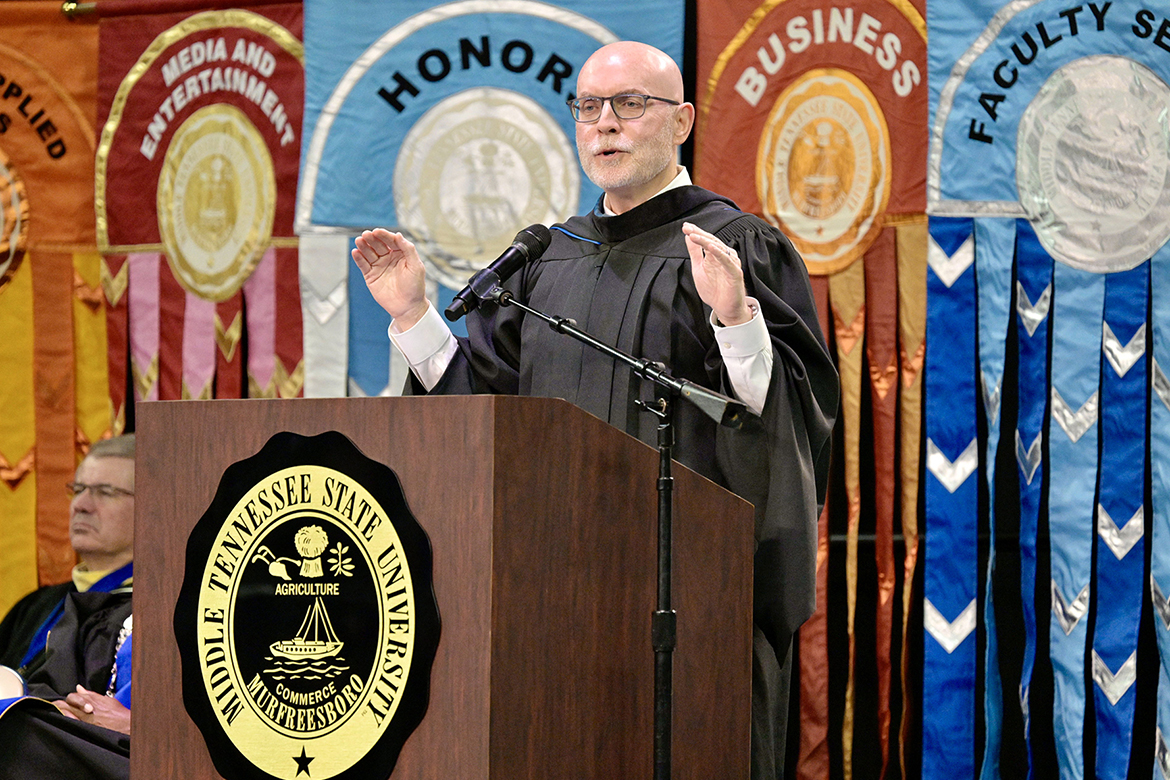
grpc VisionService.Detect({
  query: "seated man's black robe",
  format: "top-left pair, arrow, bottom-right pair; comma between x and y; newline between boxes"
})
0,583 -> 73,669
0,589 -> 131,780
419,185 -> 839,778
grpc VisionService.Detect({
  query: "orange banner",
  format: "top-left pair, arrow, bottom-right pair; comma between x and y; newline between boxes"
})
0,0 -> 103,600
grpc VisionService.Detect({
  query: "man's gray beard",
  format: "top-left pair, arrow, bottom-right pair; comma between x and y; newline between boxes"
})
577,117 -> 678,195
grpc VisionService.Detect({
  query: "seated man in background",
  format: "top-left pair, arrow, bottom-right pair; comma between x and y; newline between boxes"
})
0,434 -> 135,671
0,436 -> 136,777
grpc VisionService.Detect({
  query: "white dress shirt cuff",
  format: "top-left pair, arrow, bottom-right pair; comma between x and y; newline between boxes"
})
387,303 -> 458,391
710,297 -> 772,415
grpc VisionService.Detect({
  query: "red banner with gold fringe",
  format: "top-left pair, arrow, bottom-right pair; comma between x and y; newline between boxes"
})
96,0 -> 305,404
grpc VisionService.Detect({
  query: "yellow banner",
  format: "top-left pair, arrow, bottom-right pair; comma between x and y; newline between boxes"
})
0,0 -> 103,601
0,259 -> 38,618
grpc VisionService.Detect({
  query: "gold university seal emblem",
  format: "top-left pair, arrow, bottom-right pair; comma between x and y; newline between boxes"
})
393,87 -> 578,290
757,69 -> 891,275
176,432 -> 439,780
157,103 -> 276,302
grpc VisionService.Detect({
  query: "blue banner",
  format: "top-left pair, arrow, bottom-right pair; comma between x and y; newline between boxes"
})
1092,263 -> 1148,780
923,216 -> 978,780
929,2 -> 1169,775
974,216 -> 1016,780
929,0 -> 1170,232
1150,242 -> 1170,780
297,0 -> 683,395
1013,222 -> 1052,780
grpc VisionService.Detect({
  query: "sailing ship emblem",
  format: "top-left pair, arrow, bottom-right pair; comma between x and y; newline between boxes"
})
270,596 -> 343,660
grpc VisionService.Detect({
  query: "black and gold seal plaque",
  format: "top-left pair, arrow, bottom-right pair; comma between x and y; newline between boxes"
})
175,431 -> 440,780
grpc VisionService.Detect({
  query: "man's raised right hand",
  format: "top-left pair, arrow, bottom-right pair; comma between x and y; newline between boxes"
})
351,228 -> 430,331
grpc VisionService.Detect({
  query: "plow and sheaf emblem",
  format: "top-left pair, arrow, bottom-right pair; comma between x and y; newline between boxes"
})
255,526 -> 351,662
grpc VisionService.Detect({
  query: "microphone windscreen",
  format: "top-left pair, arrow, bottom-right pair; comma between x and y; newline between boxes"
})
514,224 -> 552,258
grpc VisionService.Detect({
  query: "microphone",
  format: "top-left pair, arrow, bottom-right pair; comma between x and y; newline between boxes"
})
444,224 -> 552,322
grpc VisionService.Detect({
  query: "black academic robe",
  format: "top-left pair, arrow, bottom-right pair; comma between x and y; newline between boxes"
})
423,185 -> 838,777
0,590 -> 132,780
0,583 -> 73,670
19,589 -> 133,701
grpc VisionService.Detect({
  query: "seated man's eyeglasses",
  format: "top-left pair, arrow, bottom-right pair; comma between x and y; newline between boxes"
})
567,93 -> 680,123
66,482 -> 135,499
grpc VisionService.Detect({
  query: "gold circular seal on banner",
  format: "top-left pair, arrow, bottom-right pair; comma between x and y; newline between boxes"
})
157,104 -> 275,302
195,464 -> 418,780
757,69 -> 891,275
0,149 -> 30,293
393,88 -> 579,290
1017,55 -> 1170,273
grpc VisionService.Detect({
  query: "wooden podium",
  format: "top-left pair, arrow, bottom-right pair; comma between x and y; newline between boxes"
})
133,396 -> 754,779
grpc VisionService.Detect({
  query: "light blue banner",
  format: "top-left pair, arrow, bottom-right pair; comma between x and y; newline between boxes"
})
929,0 -> 1170,206
975,216 -> 1016,780
1047,264 -> 1105,780
299,0 -> 684,396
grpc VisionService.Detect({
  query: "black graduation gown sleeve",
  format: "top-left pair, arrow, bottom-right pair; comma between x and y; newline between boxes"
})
20,591 -> 133,701
709,215 -> 838,653
0,699 -> 129,780
0,583 -> 73,670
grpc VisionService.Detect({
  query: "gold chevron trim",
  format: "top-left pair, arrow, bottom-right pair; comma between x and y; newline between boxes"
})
181,378 -> 213,401
276,359 -> 305,399
834,304 -> 867,358
901,340 -> 925,388
131,354 -> 160,401
75,426 -> 92,457
0,448 -> 35,490
248,372 -> 278,399
111,399 -> 126,436
101,257 -> 129,306
215,312 -> 243,362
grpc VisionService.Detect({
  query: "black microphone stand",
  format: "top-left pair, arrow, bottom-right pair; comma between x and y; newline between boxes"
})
488,287 -> 756,780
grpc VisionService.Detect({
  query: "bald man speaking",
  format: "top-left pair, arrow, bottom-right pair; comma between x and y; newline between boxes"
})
354,42 -> 839,778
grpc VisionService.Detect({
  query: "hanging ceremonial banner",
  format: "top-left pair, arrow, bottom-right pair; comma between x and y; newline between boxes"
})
297,0 -> 683,396
1150,243 -> 1170,780
695,0 -> 926,275
922,216 -> 978,780
1092,264 -> 1148,780
1014,223 -> 1052,780
0,1 -> 105,608
929,0 -> 1170,255
695,4 -> 927,777
97,3 -> 305,403
175,431 -> 440,780
973,216 -> 1015,780
930,0 -> 1170,777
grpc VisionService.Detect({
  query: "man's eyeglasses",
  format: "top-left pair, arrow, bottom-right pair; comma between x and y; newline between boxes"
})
66,482 -> 135,500
567,93 -> 680,123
